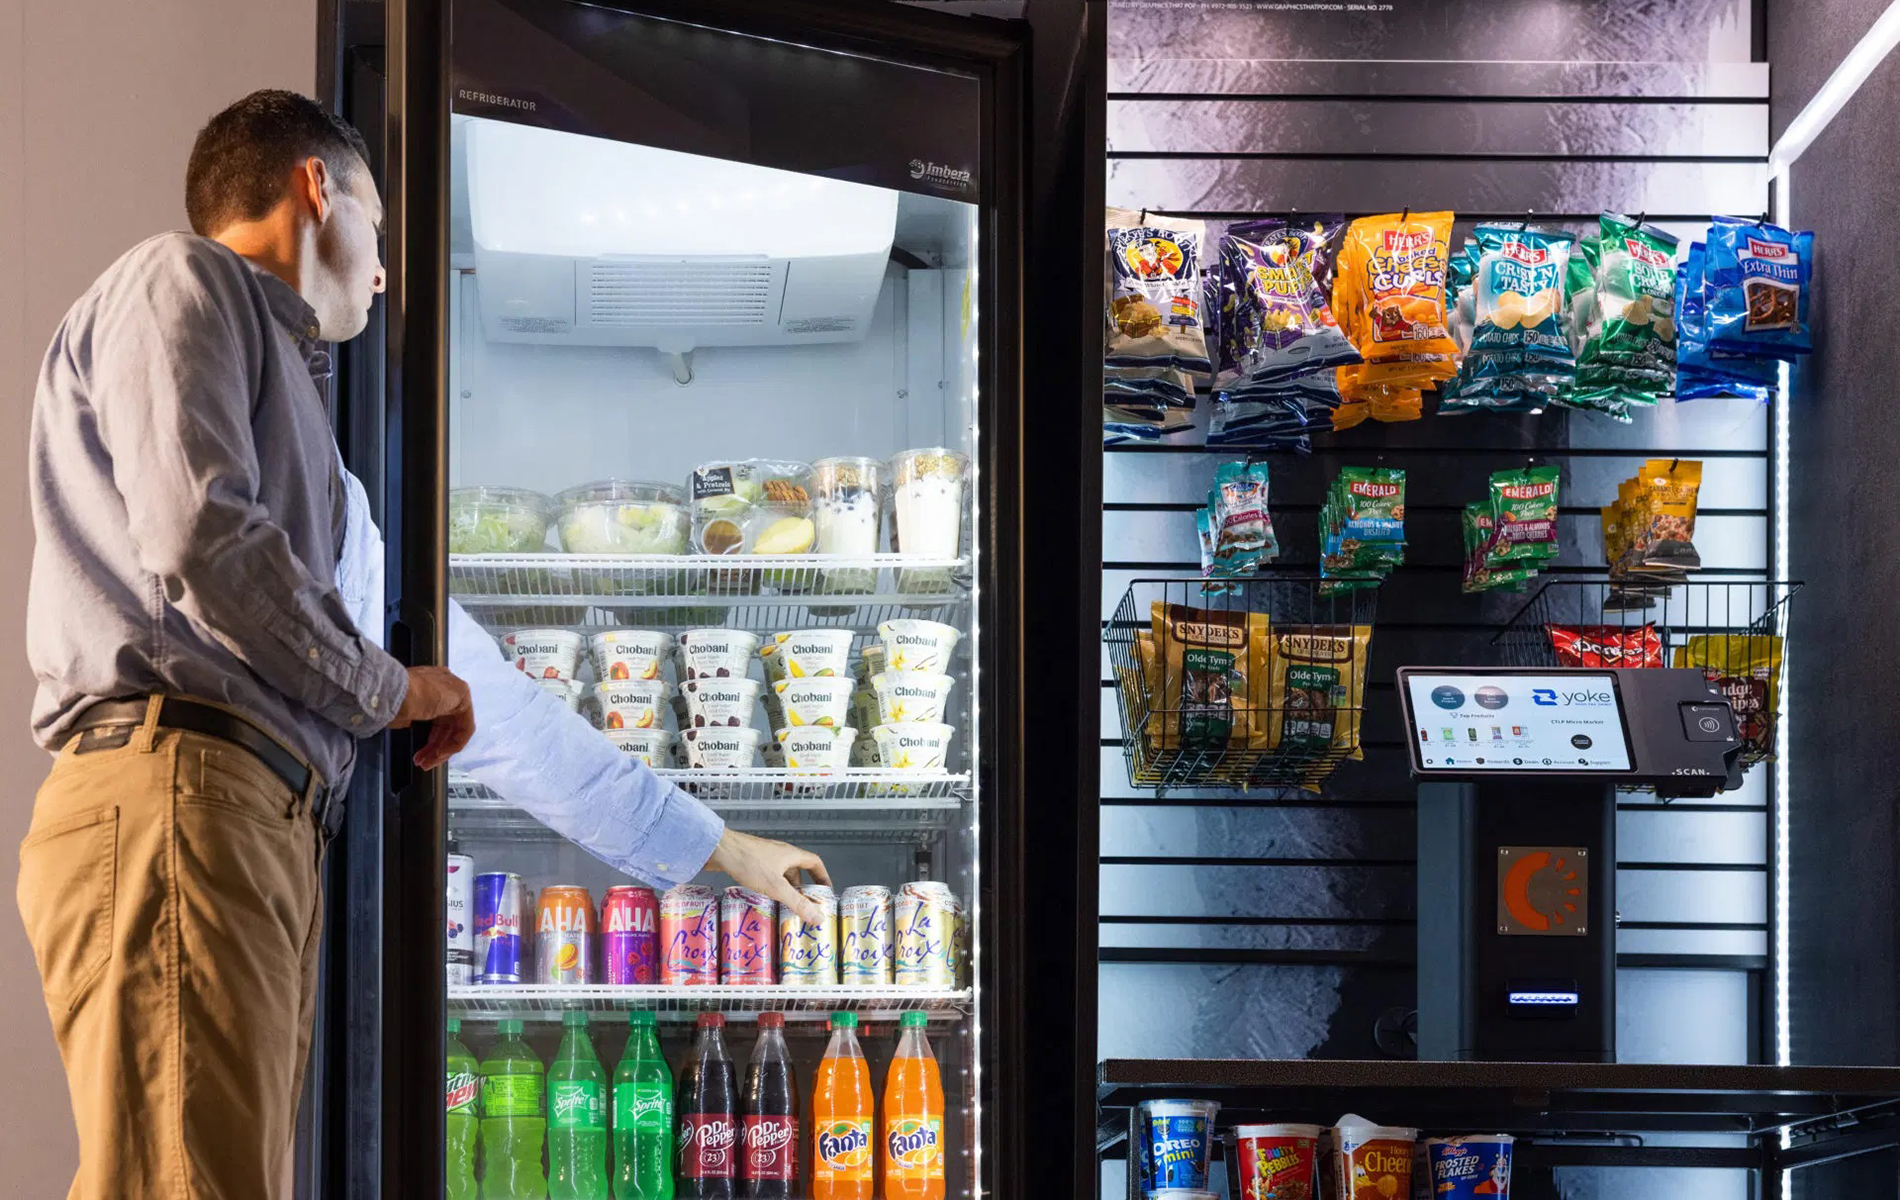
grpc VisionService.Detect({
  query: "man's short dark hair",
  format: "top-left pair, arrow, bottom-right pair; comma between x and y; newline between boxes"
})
185,89 -> 372,236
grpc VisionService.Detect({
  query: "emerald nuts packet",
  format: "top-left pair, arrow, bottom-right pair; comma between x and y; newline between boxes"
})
1486,466 -> 1560,566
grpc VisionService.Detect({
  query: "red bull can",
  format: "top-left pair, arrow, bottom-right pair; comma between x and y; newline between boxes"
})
473,871 -> 526,985
895,881 -> 962,988
446,854 -> 474,986
777,884 -> 838,986
839,885 -> 893,985
536,885 -> 597,985
721,886 -> 778,984
602,885 -> 659,985
661,884 -> 719,986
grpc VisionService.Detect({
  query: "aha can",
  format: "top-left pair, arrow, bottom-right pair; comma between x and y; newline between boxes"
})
839,885 -> 894,985
602,885 -> 659,985
446,854 -> 474,987
721,886 -> 778,984
473,871 -> 526,985
895,881 -> 963,988
661,883 -> 719,986
535,885 -> 597,985
777,884 -> 838,985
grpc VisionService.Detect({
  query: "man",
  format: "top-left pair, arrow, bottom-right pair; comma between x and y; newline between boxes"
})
21,90 -> 826,1200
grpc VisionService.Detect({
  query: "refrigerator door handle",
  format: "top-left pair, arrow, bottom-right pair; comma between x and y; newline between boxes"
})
384,615 -> 417,795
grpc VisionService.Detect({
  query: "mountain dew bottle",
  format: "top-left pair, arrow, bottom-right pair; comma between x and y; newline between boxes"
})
549,1010 -> 609,1200
482,1019 -> 549,1200
447,1019 -> 481,1200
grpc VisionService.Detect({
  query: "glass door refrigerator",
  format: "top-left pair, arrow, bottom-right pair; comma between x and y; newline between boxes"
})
319,0 -> 1052,1196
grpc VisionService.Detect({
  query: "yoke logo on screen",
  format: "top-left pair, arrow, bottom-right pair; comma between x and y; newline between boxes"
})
1532,687 -> 1613,707
908,159 -> 974,193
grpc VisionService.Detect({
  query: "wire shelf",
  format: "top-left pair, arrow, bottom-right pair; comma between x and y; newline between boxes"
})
449,984 -> 972,1023
1493,579 -> 1799,772
451,771 -> 968,805
1105,576 -> 1379,793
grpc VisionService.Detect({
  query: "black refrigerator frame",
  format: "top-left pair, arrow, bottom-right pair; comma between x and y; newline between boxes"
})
314,1 -> 1105,1197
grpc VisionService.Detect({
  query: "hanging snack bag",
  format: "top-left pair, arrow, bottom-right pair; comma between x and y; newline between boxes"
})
1446,225 -> 1577,414
1212,461 -> 1279,569
1254,624 -> 1372,760
1486,466 -> 1560,566
1575,214 -> 1679,407
1547,624 -> 1666,668
1676,243 -> 1778,403
1223,217 -> 1359,383
1706,216 -> 1814,359
1149,602 -> 1269,750
1631,459 -> 1702,573
1335,211 -> 1458,387
1675,633 -> 1784,761
1462,505 -> 1535,594
1106,208 -> 1213,374
1321,466 -> 1407,580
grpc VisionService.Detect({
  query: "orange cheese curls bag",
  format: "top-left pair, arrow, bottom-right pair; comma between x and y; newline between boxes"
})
1337,212 -> 1458,375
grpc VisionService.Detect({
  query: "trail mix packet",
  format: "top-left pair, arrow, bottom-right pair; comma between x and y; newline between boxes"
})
1209,461 -> 1279,574
1106,207 -> 1213,374
1706,216 -> 1813,359
1630,458 -> 1703,573
1486,466 -> 1560,566
1675,634 -> 1784,761
1320,466 -> 1407,588
1462,505 -> 1535,593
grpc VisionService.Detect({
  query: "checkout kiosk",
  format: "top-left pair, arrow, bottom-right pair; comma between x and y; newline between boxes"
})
1398,667 -> 1746,1063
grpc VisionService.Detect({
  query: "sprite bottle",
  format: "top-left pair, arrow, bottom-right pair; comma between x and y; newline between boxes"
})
549,1010 -> 609,1200
613,1011 -> 675,1199
482,1018 -> 549,1200
447,1019 -> 481,1200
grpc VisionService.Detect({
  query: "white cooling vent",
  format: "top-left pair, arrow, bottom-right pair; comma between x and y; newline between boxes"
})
584,260 -> 781,329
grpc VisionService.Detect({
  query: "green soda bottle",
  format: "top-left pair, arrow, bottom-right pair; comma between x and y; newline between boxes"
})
447,1019 -> 481,1200
481,1018 -> 549,1200
612,1011 -> 674,1199
549,1011 -> 609,1200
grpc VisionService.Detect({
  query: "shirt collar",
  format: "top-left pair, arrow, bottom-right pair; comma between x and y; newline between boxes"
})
240,256 -> 332,381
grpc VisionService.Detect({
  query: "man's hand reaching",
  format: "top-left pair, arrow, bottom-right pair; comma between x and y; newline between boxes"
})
707,829 -> 831,923
388,665 -> 476,770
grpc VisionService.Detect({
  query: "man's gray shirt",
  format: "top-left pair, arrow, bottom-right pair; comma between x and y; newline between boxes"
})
27,232 -> 409,789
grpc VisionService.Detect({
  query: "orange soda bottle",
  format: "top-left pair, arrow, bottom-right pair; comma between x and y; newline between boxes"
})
811,1012 -> 875,1200
881,1011 -> 946,1200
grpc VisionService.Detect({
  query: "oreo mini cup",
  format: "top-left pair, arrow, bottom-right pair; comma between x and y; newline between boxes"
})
1135,1099 -> 1219,1194
1426,1135 -> 1512,1199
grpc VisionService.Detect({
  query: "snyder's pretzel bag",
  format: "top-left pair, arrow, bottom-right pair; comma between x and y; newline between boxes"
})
1706,216 -> 1813,358
1148,602 -> 1269,750
1256,624 -> 1371,758
1106,208 -> 1213,374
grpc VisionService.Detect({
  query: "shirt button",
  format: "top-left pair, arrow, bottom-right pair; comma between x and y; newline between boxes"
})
657,863 -> 670,873
370,696 -> 381,710
350,715 -> 363,726
307,647 -> 320,661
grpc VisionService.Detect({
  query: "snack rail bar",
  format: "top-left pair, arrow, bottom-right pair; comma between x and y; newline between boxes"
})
1096,1059 -> 1900,1200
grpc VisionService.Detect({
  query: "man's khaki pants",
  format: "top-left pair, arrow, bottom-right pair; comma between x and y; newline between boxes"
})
16,697 -> 326,1200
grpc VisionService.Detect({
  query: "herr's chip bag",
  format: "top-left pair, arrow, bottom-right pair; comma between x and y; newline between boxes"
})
1106,208 -> 1212,374
1335,212 -> 1458,389
1444,225 -> 1577,415
1706,216 -> 1814,359
1676,243 -> 1778,403
1573,213 -> 1679,416
1675,634 -> 1783,761
1255,624 -> 1372,761
1547,624 -> 1665,668
1149,602 -> 1269,751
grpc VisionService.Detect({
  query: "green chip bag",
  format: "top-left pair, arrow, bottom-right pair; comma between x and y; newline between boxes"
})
1486,466 -> 1560,566
1576,214 -> 1678,402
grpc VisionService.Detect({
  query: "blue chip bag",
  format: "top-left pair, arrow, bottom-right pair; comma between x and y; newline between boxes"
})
1706,215 -> 1813,359
1675,242 -> 1779,403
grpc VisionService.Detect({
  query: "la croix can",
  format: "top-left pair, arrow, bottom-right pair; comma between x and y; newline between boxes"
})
894,881 -> 962,988
661,883 -> 719,986
839,885 -> 894,985
777,884 -> 838,985
721,886 -> 778,985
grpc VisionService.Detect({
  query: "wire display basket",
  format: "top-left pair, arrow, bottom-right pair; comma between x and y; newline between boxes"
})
1105,576 -> 1379,792
1493,579 -> 1799,771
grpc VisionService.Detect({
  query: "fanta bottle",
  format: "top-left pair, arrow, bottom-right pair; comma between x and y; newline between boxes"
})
810,1012 -> 874,1200
881,1012 -> 945,1200
447,1019 -> 481,1200
482,1019 -> 549,1200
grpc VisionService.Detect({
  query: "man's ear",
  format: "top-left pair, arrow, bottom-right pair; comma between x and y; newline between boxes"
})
299,155 -> 333,223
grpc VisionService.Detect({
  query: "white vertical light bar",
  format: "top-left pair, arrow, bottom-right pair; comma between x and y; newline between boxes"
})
1774,167 -> 1793,1075
964,202 -> 983,1200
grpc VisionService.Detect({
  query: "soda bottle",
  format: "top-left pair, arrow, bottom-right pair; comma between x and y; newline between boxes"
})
613,1011 -> 675,1200
881,1012 -> 946,1200
676,1012 -> 738,1200
740,1012 -> 798,1199
810,1012 -> 874,1200
549,1010 -> 610,1200
481,1018 -> 549,1200
447,1019 -> 481,1200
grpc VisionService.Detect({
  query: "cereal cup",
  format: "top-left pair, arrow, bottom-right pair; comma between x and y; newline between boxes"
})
606,728 -> 675,768
870,671 -> 956,725
776,725 -> 857,775
677,628 -> 761,680
762,629 -> 855,681
1331,1116 -> 1417,1200
502,628 -> 585,681
876,619 -> 960,674
589,629 -> 675,683
680,726 -> 765,769
772,677 -> 856,728
680,677 -> 764,729
593,679 -> 672,731
871,722 -> 955,771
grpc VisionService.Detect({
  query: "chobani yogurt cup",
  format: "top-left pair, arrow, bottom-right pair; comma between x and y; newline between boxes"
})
677,628 -> 761,680
772,677 -> 856,728
593,679 -> 672,731
776,725 -> 857,775
589,629 -> 675,683
606,728 -> 675,768
870,671 -> 956,725
534,678 -> 586,718
502,628 -> 585,681
681,726 -> 764,769
876,619 -> 960,674
760,629 -> 855,681
871,722 -> 955,771
680,677 -> 763,729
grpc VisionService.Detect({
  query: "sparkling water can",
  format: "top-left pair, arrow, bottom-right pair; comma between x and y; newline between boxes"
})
721,886 -> 778,984
445,854 -> 474,986
535,885 -> 597,985
661,883 -> 719,986
602,885 -> 659,984
839,885 -> 894,985
776,884 -> 838,985
894,881 -> 963,987
473,871 -> 525,985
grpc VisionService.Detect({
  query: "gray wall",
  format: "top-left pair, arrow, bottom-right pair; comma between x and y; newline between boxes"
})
0,2 -> 315,1190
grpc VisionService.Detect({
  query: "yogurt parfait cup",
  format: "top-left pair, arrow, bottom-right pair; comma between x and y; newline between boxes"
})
606,728 -> 675,768
890,448 -> 967,593
762,629 -> 855,680
871,722 -> 956,772
589,629 -> 675,683
677,628 -> 762,680
876,619 -> 961,674
813,457 -> 886,594
502,628 -> 585,681
772,677 -> 856,728
680,677 -> 764,729
594,679 -> 672,732
681,726 -> 765,770
871,671 -> 957,725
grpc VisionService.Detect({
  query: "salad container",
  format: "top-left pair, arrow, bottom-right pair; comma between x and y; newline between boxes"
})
555,480 -> 690,594
449,486 -> 553,555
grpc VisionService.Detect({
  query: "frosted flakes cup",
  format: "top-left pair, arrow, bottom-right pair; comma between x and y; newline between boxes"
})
589,629 -> 675,683
680,677 -> 763,729
761,629 -> 855,681
593,679 -> 672,731
502,629 -> 585,681
877,619 -> 961,674
890,447 -> 967,593
772,677 -> 856,728
606,728 -> 675,768
677,628 -> 761,680
680,726 -> 764,769
1425,1135 -> 1513,1199
871,722 -> 955,771
776,725 -> 857,775
870,671 -> 956,725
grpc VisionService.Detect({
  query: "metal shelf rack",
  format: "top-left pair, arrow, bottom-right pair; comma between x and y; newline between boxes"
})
451,984 -> 972,1024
